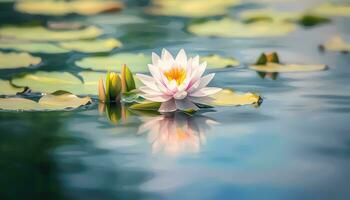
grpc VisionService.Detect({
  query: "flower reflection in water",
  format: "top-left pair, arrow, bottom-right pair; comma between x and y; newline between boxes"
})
138,113 -> 218,155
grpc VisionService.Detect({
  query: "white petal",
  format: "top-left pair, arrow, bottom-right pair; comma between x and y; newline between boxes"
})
148,64 -> 162,82
159,99 -> 177,113
168,80 -> 178,93
192,55 -> 199,67
161,48 -> 174,62
175,98 -> 199,111
198,73 -> 215,88
187,96 -> 215,105
139,86 -> 162,95
143,94 -> 172,102
188,73 -> 215,93
190,61 -> 207,83
148,64 -> 171,94
190,87 -> 222,97
152,52 -> 160,65
174,90 -> 188,100
136,74 -> 160,92
175,49 -> 187,67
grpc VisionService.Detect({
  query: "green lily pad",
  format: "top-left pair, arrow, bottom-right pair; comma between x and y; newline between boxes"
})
249,63 -> 327,73
76,53 -> 240,72
0,38 -> 122,54
0,51 -> 41,69
15,1 -> 124,16
210,89 -> 261,106
188,18 -> 296,38
59,38 -> 122,53
0,79 -> 24,95
11,71 -> 105,95
0,41 -> 69,54
130,88 -> 261,110
240,9 -> 330,27
0,26 -> 102,41
311,3 -> 350,17
320,36 -> 350,53
0,92 -> 92,111
75,53 -> 150,72
129,101 -> 161,111
146,0 -> 241,18
240,9 -> 301,23
200,54 -> 240,68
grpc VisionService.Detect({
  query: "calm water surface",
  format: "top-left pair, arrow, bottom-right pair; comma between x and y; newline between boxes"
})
0,0 -> 350,199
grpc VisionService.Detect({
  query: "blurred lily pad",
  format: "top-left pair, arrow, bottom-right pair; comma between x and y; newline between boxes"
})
240,9 -> 301,22
11,71 -> 104,95
0,26 -> 102,41
312,3 -> 350,16
59,38 -> 122,53
240,9 -> 330,27
250,63 -> 327,73
0,79 -> 24,95
0,92 -> 91,111
15,1 -> 124,16
76,53 -> 240,72
188,18 -> 296,38
0,38 -> 122,54
0,41 -> 69,54
320,36 -> 350,53
75,53 -> 150,72
211,89 -> 261,106
200,54 -> 240,68
146,0 -> 240,18
0,51 -> 41,69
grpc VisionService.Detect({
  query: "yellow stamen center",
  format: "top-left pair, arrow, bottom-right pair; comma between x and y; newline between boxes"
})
164,67 -> 186,85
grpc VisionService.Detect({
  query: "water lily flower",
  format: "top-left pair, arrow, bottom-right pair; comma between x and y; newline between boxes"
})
136,49 -> 222,112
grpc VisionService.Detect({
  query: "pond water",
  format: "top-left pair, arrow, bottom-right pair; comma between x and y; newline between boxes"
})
1,0 -> 350,200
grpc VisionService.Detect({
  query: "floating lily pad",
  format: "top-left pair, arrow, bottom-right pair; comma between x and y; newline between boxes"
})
11,71 -> 104,95
0,79 -> 24,95
59,38 -> 122,53
0,26 -> 102,41
15,1 -> 124,16
75,53 -> 150,72
311,3 -> 350,17
250,63 -> 327,73
0,38 -> 122,54
200,54 -> 240,68
0,41 -> 69,54
0,92 -> 91,111
188,18 -> 296,38
38,92 -> 92,110
210,89 -> 261,106
320,36 -> 350,53
240,9 -> 301,23
146,0 -> 241,18
0,51 -> 41,69
76,53 -> 239,72
240,9 -> 330,27
130,89 -> 261,110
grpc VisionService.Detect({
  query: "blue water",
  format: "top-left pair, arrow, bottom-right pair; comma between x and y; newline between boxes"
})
0,0 -> 350,199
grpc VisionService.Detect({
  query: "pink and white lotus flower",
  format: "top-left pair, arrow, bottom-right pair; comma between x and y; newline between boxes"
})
136,49 -> 222,113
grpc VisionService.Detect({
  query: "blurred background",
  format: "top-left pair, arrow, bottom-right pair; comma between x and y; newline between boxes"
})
0,0 -> 350,200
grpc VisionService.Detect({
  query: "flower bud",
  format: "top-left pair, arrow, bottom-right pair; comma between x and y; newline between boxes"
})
121,64 -> 136,93
108,72 -> 122,101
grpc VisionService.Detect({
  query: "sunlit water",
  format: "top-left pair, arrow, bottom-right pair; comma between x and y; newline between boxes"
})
1,0 -> 350,199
